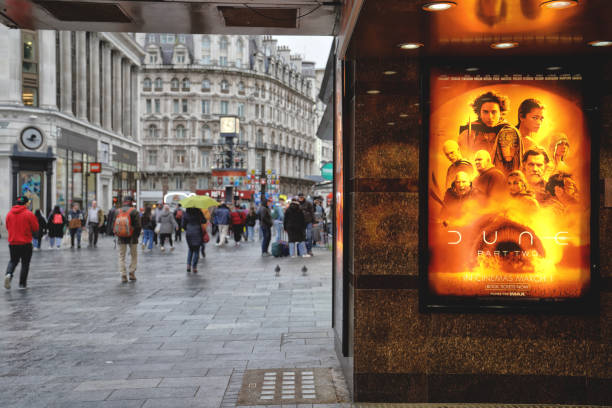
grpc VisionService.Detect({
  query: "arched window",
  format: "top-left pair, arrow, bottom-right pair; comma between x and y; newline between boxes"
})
143,77 -> 151,91
256,129 -> 264,145
176,125 -> 185,138
201,78 -> 210,92
182,78 -> 190,91
170,78 -> 179,91
238,82 -> 245,95
154,77 -> 163,91
148,124 -> 158,138
220,80 -> 230,93
202,125 -> 211,141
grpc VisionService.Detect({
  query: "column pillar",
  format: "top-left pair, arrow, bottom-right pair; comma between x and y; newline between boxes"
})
122,60 -> 131,137
131,67 -> 139,140
90,33 -> 101,125
0,26 -> 21,105
76,31 -> 87,120
101,43 -> 112,130
38,30 -> 57,110
112,51 -> 123,135
59,31 -> 72,114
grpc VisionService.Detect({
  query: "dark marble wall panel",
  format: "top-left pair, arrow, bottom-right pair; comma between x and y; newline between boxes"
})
353,192 -> 418,276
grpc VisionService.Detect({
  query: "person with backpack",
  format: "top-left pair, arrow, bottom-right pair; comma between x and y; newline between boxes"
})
67,202 -> 84,249
32,209 -> 47,250
47,206 -> 65,249
230,204 -> 246,246
182,208 -> 207,273
4,196 -> 39,289
157,204 -> 178,252
174,204 -> 184,243
114,196 -> 141,282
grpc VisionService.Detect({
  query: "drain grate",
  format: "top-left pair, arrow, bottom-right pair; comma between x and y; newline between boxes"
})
237,367 -> 340,405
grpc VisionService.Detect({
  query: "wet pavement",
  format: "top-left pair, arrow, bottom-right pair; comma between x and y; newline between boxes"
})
0,234 -> 343,408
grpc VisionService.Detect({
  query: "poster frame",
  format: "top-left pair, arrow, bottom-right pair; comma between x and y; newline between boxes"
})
418,56 -> 600,314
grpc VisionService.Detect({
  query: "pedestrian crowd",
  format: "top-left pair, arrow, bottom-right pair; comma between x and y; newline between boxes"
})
3,192 -> 330,289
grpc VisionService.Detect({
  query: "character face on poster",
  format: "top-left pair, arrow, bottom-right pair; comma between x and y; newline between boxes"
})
427,68 -> 590,302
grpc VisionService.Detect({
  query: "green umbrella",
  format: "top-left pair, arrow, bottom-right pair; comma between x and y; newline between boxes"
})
179,195 -> 220,209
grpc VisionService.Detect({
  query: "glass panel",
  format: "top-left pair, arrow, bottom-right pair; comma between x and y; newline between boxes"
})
19,171 -> 43,212
22,87 -> 37,106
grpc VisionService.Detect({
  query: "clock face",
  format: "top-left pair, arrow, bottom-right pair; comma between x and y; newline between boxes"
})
21,127 -> 43,150
220,117 -> 236,134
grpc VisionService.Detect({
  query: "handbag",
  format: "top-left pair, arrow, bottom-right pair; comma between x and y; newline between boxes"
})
154,224 -> 161,234
202,224 -> 210,243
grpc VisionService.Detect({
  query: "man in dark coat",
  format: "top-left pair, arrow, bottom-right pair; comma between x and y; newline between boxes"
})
284,199 -> 306,257
5,196 -> 39,289
298,193 -> 314,257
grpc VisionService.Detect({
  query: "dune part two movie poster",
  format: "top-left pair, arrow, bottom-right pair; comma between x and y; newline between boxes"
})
427,69 -> 590,302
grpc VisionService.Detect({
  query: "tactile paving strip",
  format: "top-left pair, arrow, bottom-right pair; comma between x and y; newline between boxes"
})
237,367 -> 340,405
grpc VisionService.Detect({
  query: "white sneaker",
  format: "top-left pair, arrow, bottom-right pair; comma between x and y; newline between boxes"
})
302,254 -> 312,258
160,246 -> 165,252
170,246 -> 175,252
291,255 -> 297,258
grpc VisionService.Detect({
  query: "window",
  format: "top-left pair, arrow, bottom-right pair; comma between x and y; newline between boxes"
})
261,86 -> 265,98
235,59 -> 241,69
174,176 -> 183,189
173,99 -> 179,113
181,99 -> 188,113
100,142 -> 110,164
162,34 -> 175,44
254,85 -> 259,97
201,36 -> 210,51
154,77 -> 163,91
147,34 -> 155,43
220,80 -> 229,93
201,79 -> 210,92
148,52 -> 157,64
237,103 -> 244,118
178,34 -> 186,43
201,55 -> 210,65
22,31 -> 38,107
171,78 -> 179,91
143,77 -> 151,91
202,125 -> 211,141
255,105 -> 259,118
219,56 -> 228,66
176,52 -> 185,64
220,101 -> 229,115
238,82 -> 245,95
220,37 -> 228,51
154,99 -> 160,113
148,124 -> 159,138
175,151 -> 186,165
145,99 -> 152,114
201,100 -> 210,114
176,125 -> 186,138
197,176 -> 209,189
147,150 -> 157,165
256,129 -> 264,145
182,78 -> 190,91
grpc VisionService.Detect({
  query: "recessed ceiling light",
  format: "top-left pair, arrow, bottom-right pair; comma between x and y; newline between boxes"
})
546,66 -> 563,70
399,114 -> 409,118
588,40 -> 612,47
490,41 -> 519,49
398,42 -> 424,50
422,1 -> 457,11
387,122 -> 396,126
539,0 -> 578,9
465,67 -> 479,72
383,70 -> 398,75
366,89 -> 381,95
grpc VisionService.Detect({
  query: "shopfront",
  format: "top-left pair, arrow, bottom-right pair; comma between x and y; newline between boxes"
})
10,144 -> 55,215
55,128 -> 98,212
111,145 -> 138,204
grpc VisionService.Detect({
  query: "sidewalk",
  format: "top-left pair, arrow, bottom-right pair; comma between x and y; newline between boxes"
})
0,234 -> 346,408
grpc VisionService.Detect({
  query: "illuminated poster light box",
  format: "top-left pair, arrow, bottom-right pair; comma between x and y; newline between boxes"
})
419,59 -> 598,312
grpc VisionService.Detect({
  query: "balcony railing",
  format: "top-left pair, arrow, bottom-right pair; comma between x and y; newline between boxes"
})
255,142 -> 266,149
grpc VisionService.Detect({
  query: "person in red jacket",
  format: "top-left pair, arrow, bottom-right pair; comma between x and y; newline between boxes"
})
5,196 -> 39,290
230,205 -> 246,246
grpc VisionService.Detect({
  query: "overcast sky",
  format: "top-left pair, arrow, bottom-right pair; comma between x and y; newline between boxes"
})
273,36 -> 333,69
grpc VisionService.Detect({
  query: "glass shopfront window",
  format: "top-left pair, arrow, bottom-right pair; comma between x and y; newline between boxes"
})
55,148 -> 98,213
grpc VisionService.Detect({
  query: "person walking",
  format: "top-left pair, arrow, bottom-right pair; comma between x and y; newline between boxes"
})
47,205 -> 65,249
140,206 -> 155,252
271,199 -> 285,243
114,196 -> 141,282
157,204 -> 178,252
298,193 -> 315,256
284,198 -> 307,257
4,196 -> 39,289
153,202 -> 163,246
182,208 -> 206,273
245,206 -> 257,242
86,200 -> 104,248
230,204 -> 246,246
32,209 -> 47,250
67,203 -> 84,249
258,199 -> 273,256
212,202 -> 231,246
106,203 -> 118,236
174,204 -> 184,243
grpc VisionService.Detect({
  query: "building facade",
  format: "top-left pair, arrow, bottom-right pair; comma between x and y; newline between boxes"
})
0,27 -> 144,219
136,33 -> 318,205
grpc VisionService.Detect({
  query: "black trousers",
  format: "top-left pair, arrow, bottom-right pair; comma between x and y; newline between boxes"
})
6,244 -> 33,287
160,233 -> 173,247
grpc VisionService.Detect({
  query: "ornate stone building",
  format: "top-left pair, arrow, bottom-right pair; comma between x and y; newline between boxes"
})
0,27 -> 143,219
136,34 -> 318,205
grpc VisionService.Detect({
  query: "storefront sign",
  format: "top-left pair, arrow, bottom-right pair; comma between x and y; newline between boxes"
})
422,63 -> 594,311
89,162 -> 101,173
72,162 -> 82,173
